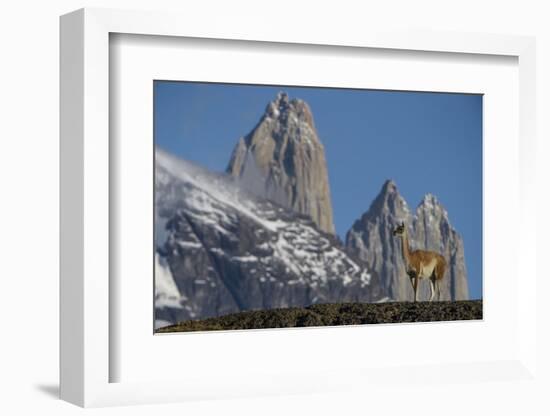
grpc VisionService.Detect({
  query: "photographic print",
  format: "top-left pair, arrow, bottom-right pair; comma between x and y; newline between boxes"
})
154,82 -> 482,333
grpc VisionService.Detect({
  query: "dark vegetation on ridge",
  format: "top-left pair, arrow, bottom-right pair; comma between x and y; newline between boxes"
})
156,300 -> 482,333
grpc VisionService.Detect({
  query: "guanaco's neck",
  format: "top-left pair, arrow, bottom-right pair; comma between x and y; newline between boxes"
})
400,229 -> 412,267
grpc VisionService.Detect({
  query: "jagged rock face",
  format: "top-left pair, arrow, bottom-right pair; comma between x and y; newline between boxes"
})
155,149 -> 381,328
345,181 -> 469,302
346,180 -> 414,301
414,195 -> 469,300
226,92 -> 335,234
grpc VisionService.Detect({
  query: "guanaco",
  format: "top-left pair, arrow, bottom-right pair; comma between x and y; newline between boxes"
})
393,222 -> 446,302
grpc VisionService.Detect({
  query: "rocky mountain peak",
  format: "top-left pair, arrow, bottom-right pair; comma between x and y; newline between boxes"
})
361,179 -> 410,224
422,192 -> 437,203
377,179 -> 403,204
227,92 -> 335,234
264,91 -> 315,130
382,178 -> 398,192
419,193 -> 440,210
415,194 -> 452,233
346,180 -> 412,300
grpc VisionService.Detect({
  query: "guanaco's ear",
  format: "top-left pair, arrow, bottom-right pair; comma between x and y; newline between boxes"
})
401,221 -> 405,227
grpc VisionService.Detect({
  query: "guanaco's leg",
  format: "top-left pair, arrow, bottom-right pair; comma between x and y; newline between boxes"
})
413,274 -> 419,302
435,260 -> 445,301
429,276 -> 436,302
408,270 -> 417,301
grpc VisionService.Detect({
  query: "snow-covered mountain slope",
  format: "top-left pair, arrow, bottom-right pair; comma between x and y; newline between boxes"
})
155,149 -> 381,326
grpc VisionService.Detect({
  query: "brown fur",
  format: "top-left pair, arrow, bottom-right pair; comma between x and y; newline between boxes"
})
393,222 -> 447,301
407,250 -> 446,281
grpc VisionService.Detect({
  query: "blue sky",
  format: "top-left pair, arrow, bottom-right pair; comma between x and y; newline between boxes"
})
154,81 -> 483,300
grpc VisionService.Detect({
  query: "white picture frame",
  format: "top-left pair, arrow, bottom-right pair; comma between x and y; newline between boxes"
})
60,7 -> 537,408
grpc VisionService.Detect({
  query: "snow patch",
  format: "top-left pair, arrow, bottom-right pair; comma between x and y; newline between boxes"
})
155,320 -> 174,330
154,253 -> 183,310
231,255 -> 258,263
177,240 -> 202,249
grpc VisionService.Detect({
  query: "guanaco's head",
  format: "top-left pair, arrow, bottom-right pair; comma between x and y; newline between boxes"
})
392,222 -> 406,237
